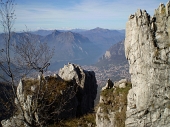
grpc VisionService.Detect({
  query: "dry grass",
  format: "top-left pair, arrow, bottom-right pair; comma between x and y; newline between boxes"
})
21,76 -> 76,125
49,113 -> 96,127
22,76 -> 72,99
22,79 -> 39,98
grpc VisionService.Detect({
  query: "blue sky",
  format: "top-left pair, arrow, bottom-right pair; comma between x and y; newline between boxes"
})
10,0 -> 170,31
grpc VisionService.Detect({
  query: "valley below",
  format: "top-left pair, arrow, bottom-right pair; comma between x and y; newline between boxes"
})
1,0 -> 170,126
0,27 -> 130,126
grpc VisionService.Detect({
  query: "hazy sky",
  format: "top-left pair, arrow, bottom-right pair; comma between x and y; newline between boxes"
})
9,0 -> 170,31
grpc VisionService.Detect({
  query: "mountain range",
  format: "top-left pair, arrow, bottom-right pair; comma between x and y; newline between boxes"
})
41,30 -> 102,69
31,28 -> 125,54
0,27 -> 125,70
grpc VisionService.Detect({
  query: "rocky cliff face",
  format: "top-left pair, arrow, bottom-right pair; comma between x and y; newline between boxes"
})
125,2 -> 170,127
1,63 -> 97,127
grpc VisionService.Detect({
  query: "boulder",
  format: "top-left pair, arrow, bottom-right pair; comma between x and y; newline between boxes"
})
114,79 -> 128,88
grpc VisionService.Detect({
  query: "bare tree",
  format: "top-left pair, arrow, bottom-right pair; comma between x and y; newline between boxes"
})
0,1 -> 78,127
0,0 -> 16,92
0,0 -> 18,124
14,32 -> 77,126
15,31 -> 53,76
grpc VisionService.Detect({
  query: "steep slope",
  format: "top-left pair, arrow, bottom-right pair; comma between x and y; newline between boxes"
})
125,2 -> 170,127
96,40 -> 127,66
42,31 -> 101,69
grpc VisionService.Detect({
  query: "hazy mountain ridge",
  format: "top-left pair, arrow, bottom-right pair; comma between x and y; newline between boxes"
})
0,32 -> 43,46
78,27 -> 125,52
31,27 -> 125,52
0,28 -> 125,70
41,30 -> 102,69
30,29 -> 55,36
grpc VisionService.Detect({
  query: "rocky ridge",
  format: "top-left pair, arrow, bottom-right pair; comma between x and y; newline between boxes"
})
125,2 -> 170,127
1,63 -> 97,127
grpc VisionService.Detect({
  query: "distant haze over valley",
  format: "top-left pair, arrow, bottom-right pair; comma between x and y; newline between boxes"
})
0,27 -> 125,70
38,27 -> 125,70
0,27 -> 128,86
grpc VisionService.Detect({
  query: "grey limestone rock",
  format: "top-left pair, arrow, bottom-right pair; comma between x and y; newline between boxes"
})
125,1 -> 170,127
114,79 -> 128,88
58,63 -> 97,116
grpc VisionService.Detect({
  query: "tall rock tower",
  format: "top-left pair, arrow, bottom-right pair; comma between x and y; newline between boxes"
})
125,2 -> 170,127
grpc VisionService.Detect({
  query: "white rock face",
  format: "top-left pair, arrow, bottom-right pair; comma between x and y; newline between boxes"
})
104,51 -> 111,59
125,2 -> 170,127
58,63 -> 85,88
114,79 -> 128,88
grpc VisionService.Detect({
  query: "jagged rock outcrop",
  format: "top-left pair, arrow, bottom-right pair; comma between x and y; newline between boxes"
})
96,79 -> 131,127
58,63 -> 97,116
1,63 -> 97,127
125,2 -> 170,127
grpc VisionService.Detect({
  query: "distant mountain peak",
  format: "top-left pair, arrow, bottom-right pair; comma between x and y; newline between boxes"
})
94,27 -> 103,29
90,27 -> 110,32
52,30 -> 61,35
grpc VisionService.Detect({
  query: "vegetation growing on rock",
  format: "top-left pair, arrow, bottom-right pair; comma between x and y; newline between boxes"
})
96,81 -> 132,127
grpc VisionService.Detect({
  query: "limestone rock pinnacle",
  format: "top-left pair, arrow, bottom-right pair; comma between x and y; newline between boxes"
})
125,1 -> 170,127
